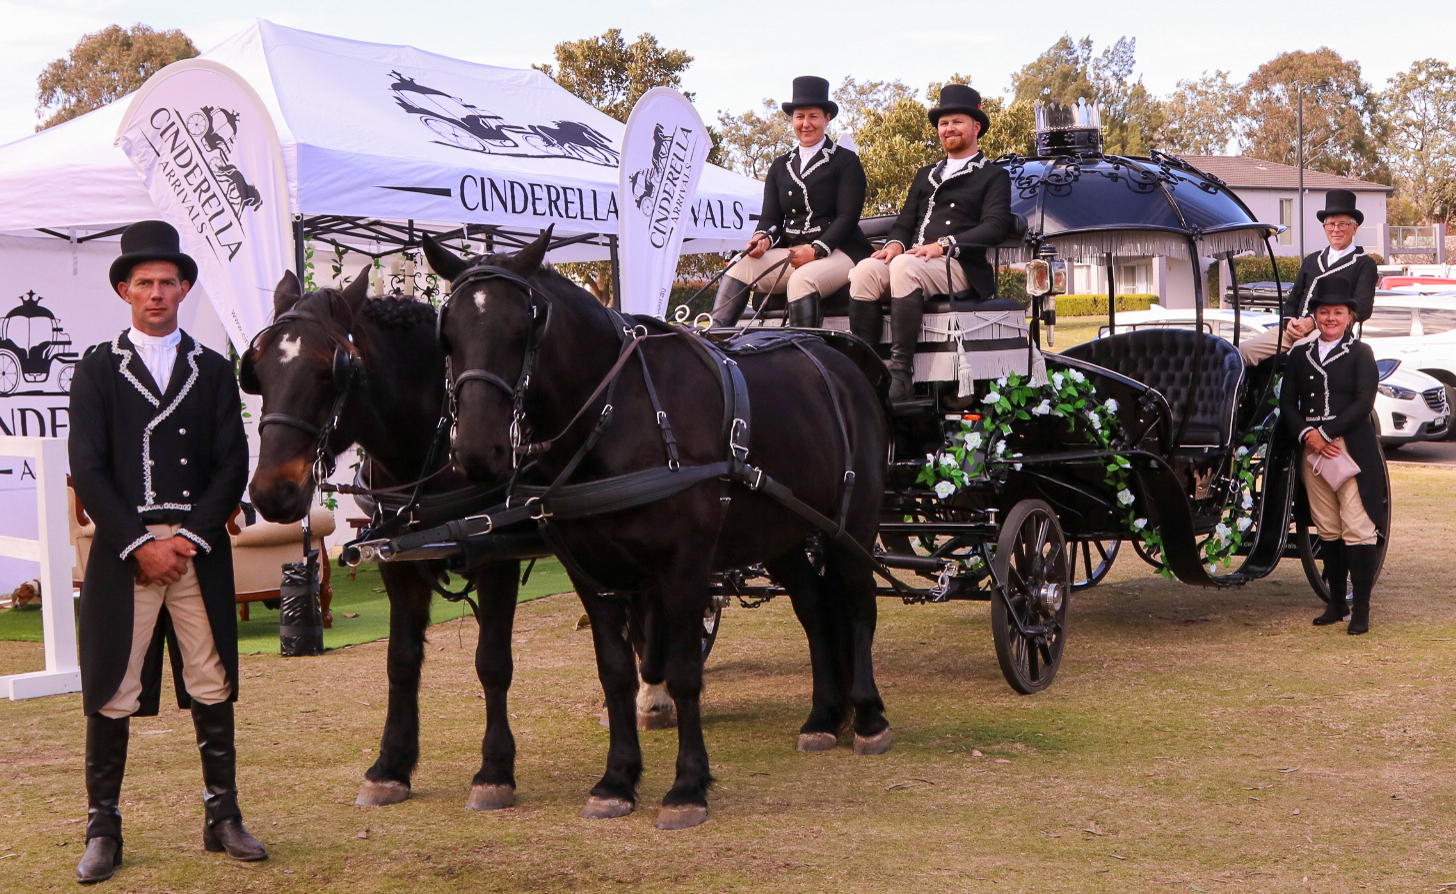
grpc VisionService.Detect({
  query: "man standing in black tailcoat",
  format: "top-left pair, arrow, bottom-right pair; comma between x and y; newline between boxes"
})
1283,189 -> 1379,322
69,221 -> 263,883
847,84 -> 1016,402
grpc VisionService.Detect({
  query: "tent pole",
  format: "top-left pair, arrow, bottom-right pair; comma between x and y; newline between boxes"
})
293,215 -> 307,284
607,235 -> 622,310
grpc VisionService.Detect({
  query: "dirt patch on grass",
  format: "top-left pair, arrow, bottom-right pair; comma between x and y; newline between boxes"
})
1,466 -> 1454,892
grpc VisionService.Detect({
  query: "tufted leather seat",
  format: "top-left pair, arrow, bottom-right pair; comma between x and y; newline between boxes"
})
1060,329 -> 1246,448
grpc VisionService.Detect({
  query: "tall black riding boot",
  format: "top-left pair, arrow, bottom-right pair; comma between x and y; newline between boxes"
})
709,275 -> 753,327
192,701 -> 267,862
77,715 -> 128,883
1346,543 -> 1379,636
887,291 -> 924,403
1313,539 -> 1349,626
787,291 -> 822,328
848,299 -> 883,345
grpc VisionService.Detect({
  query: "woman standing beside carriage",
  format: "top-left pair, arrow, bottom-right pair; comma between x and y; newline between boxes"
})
709,76 -> 873,328
1280,288 -> 1389,635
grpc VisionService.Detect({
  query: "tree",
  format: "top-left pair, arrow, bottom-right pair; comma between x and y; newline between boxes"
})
714,99 -> 792,179
35,24 -> 197,130
535,30 -> 697,302
534,29 -> 693,123
1381,59 -> 1456,224
833,76 -> 916,140
857,96 -> 942,215
1232,48 -> 1385,180
1158,70 -> 1237,155
1010,34 -> 1162,155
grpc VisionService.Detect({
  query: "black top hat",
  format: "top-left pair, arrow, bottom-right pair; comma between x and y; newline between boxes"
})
1308,285 -> 1358,311
1316,189 -> 1364,226
109,220 -> 199,293
928,84 -> 991,136
780,76 -> 838,119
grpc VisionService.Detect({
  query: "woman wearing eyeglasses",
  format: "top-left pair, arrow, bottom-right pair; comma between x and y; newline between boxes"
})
1283,189 -> 1378,323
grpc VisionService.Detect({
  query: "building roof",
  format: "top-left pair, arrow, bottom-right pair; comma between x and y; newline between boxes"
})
1177,156 -> 1394,193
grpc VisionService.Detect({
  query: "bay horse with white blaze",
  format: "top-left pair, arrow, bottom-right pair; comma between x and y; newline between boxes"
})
425,228 -> 892,830
242,270 -> 524,811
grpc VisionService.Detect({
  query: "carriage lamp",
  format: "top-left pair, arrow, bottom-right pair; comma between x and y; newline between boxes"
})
1026,246 -> 1065,346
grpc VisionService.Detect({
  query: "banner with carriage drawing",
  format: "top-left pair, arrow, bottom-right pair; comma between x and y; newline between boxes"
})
115,59 -> 294,346
617,88 -> 711,318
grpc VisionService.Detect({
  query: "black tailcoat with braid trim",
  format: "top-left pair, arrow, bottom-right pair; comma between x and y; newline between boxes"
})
1278,332 -> 1390,537
1283,246 -> 1378,322
885,154 -> 1014,300
68,330 -> 248,716
755,139 -> 873,262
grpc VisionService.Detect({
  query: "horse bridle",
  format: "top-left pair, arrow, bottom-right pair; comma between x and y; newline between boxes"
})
239,308 -> 361,481
440,265 -> 552,469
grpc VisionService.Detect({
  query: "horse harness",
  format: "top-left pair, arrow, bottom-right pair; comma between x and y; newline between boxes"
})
431,263 -> 912,598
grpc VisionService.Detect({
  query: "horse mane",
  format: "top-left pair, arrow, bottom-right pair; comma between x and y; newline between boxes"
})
283,287 -> 437,338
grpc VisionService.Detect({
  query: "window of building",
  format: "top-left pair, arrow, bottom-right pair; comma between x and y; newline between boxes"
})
1279,199 -> 1293,245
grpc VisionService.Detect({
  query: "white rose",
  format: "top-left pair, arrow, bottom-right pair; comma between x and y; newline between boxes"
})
1215,523 -> 1231,541
1069,369 -> 1086,383
1052,372 -> 1064,388
1088,413 -> 1102,430
1105,398 -> 1119,413
934,480 -> 957,499
1236,446 -> 1249,457
1133,518 -> 1147,530
996,376 -> 1008,387
982,391 -> 1001,405
1237,516 -> 1252,531
964,432 -> 983,450
1241,492 -> 1254,510
940,453 -> 958,468
1207,563 -> 1219,574
1117,488 -> 1135,506
1032,399 -> 1052,416
994,440 -> 1006,456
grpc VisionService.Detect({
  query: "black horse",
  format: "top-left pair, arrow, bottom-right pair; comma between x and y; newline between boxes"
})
424,229 -> 892,830
242,270 -> 523,811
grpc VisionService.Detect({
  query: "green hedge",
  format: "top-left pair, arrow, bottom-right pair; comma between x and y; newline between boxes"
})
1054,294 -> 1157,316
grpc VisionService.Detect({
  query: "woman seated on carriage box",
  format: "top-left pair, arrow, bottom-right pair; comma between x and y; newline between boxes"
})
1278,287 -> 1388,635
709,76 -> 873,329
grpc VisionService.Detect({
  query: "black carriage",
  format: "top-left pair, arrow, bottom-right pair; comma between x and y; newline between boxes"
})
340,102 -> 1381,695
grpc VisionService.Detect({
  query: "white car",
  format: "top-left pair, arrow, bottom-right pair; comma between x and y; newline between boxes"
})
1362,293 -> 1456,441
1088,305 -> 1451,446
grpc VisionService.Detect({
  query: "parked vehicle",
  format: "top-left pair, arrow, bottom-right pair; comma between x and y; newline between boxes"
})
1377,276 -> 1456,292
1362,294 -> 1456,438
1096,305 -> 1280,341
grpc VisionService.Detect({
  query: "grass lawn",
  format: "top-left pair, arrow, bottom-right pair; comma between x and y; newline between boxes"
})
0,558 -> 574,655
2,463 -> 1454,892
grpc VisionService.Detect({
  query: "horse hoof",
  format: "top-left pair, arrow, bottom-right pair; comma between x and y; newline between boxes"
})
356,780 -> 410,807
580,797 -> 633,820
637,706 -> 676,731
654,804 -> 708,830
853,728 -> 894,756
466,784 -> 515,811
797,732 -> 838,752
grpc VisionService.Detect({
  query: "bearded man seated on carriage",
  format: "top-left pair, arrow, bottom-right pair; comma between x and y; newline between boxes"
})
847,84 -> 1019,402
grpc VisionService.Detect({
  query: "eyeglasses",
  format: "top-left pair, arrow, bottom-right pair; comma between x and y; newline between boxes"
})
1323,221 -> 1357,230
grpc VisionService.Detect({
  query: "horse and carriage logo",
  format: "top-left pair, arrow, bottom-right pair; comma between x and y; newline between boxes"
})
388,71 -> 620,167
0,292 -> 77,396
627,122 -> 699,248
183,105 -> 264,217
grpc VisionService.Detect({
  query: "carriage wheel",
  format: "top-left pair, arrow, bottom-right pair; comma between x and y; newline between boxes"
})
990,499 -> 1070,694
701,600 -> 723,661
424,116 -> 489,152
1293,455 -> 1390,605
56,363 -> 74,394
1070,538 -> 1120,591
0,351 -> 20,395
563,142 -> 617,166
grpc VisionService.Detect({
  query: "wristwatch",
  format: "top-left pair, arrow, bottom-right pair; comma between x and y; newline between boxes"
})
936,236 -> 954,253
812,242 -> 829,260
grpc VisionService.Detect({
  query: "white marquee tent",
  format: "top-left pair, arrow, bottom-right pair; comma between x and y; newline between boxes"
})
0,18 -> 762,266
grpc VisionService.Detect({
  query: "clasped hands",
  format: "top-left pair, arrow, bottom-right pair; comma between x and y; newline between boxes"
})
1304,429 -> 1345,459
744,233 -> 816,268
870,240 -> 945,263
133,537 -> 196,586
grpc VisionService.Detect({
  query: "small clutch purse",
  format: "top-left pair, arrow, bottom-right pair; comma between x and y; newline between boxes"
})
1306,441 -> 1360,491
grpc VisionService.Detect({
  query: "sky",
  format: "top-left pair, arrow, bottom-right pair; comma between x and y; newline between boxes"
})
1,0 -> 1453,146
